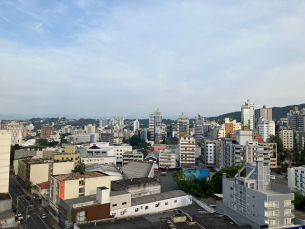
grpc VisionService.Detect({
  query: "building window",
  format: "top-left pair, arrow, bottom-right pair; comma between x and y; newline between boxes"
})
174,200 -> 177,203
122,202 -> 127,205
165,202 -> 168,205
135,208 -> 139,212
79,180 -> 85,185
145,206 -> 149,210
76,211 -> 87,223
285,218 -> 291,225
112,204 -> 117,207
284,200 -> 291,206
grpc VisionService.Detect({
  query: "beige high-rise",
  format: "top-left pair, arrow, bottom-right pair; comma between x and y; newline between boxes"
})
0,130 -> 11,193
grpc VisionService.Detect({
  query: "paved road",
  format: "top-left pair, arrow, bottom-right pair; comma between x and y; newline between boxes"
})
9,177 -> 53,229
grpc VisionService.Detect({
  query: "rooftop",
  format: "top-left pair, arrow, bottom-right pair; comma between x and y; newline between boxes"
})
53,171 -> 107,181
111,177 -> 159,191
63,195 -> 97,207
37,180 -> 50,189
110,190 -> 129,197
131,190 -> 187,206
122,161 -> 153,179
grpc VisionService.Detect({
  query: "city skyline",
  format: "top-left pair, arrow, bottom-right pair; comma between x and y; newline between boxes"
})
1,1 -> 305,117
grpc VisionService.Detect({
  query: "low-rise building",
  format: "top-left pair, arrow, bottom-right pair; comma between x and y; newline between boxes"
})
81,156 -> 116,165
122,161 -> 154,179
50,171 -> 111,212
110,190 -> 192,219
17,158 -> 75,189
159,149 -> 176,169
111,177 -> 161,198
51,152 -> 80,165
122,150 -> 143,166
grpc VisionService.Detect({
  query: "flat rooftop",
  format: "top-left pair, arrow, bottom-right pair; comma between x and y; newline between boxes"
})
76,203 -> 252,229
110,190 -> 129,197
111,177 -> 159,191
0,193 -> 11,201
54,171 -> 107,181
131,190 -> 187,206
63,195 -> 97,207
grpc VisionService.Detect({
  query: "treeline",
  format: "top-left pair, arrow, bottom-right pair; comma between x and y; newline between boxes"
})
173,165 -> 243,198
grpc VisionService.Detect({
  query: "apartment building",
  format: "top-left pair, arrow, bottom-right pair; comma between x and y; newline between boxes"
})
149,109 -> 163,141
50,171 -> 111,212
202,139 -> 220,167
257,105 -> 272,121
287,107 -> 305,131
241,99 -> 255,130
0,130 -> 11,193
177,113 -> 189,137
295,131 -> 305,150
258,142 -> 277,169
159,148 -> 176,169
218,158 -> 294,229
279,129 -> 293,150
41,125 -> 54,139
6,121 -> 23,145
122,150 -> 143,166
52,153 -> 80,165
133,120 -> 139,132
257,118 -> 275,142
179,135 -> 195,167
288,165 -> 305,195
17,158 -> 75,187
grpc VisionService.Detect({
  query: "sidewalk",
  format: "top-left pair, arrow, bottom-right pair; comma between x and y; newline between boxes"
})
14,177 -> 62,229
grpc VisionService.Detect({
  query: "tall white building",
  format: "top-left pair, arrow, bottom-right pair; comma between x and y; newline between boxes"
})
288,165 -> 305,195
0,130 -> 11,193
133,119 -> 139,132
6,121 -> 23,145
257,118 -> 275,142
241,99 -> 255,130
149,109 -> 162,141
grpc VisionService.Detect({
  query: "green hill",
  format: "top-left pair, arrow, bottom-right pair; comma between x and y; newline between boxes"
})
207,103 -> 305,122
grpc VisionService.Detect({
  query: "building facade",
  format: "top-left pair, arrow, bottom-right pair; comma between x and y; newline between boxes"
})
257,118 -> 275,142
279,129 -> 293,150
257,105 -> 272,121
159,149 -> 176,169
6,121 -> 23,145
218,158 -> 294,229
202,139 -> 220,167
41,125 -> 54,139
179,135 -> 195,167
241,99 -> 255,130
0,130 -> 11,193
149,109 -> 162,141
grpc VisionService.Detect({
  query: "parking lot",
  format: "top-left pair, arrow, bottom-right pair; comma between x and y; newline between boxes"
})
154,170 -> 179,192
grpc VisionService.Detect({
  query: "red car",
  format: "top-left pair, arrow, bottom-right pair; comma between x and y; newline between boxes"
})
16,185 -> 20,188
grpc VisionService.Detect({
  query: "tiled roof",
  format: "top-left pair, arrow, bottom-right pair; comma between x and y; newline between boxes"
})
37,180 -> 50,189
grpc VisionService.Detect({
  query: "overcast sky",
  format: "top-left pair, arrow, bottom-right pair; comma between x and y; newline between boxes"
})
0,0 -> 305,118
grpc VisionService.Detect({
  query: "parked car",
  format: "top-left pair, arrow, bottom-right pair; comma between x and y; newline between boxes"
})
26,196 -> 31,200
40,213 -> 46,219
16,185 -> 20,188
17,213 -> 23,221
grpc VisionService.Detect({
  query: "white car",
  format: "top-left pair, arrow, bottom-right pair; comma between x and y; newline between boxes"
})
17,214 -> 23,221
40,213 -> 46,219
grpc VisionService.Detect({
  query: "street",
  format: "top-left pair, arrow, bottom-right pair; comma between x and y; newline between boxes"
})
9,176 -> 55,229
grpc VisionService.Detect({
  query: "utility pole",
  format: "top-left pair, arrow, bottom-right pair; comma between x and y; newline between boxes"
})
16,195 -> 25,209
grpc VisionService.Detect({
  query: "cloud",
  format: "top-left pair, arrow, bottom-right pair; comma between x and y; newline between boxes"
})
0,1 -> 305,117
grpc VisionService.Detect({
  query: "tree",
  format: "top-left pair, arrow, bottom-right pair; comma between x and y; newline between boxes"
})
170,137 -> 179,145
293,144 -> 300,166
129,135 -> 142,147
26,181 -> 32,191
36,138 -> 49,146
10,144 -> 21,165
301,149 -> 305,164
72,163 -> 86,174
293,191 -> 305,210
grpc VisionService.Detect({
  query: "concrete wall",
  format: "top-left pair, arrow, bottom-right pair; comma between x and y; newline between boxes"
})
0,198 -> 12,213
217,201 -> 266,229
0,130 -> 11,193
110,192 -> 131,211
53,162 -> 75,176
84,176 -> 111,196
30,163 -> 49,184
110,195 -> 192,219
64,180 -> 79,199
126,182 -> 161,198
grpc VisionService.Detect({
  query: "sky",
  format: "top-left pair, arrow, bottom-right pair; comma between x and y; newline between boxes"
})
1,0 -> 305,119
